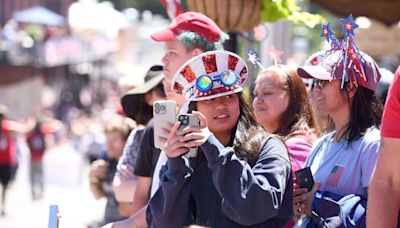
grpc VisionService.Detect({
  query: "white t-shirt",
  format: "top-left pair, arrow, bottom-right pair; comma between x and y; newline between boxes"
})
304,127 -> 380,197
151,151 -> 167,196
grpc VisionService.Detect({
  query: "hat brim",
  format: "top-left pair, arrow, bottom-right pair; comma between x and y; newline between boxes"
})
121,73 -> 164,119
191,87 -> 243,102
124,73 -> 164,95
297,65 -> 333,81
151,28 -> 176,42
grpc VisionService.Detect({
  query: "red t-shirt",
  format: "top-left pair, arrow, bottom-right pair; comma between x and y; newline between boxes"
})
27,131 -> 46,161
381,66 -> 400,138
0,127 -> 16,165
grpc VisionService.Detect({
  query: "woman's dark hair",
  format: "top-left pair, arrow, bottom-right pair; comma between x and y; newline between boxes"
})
259,66 -> 320,140
134,82 -> 166,125
189,93 -> 268,166
342,85 -> 383,145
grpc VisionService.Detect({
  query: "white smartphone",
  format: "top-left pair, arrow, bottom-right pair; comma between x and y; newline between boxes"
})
153,100 -> 177,149
178,114 -> 200,158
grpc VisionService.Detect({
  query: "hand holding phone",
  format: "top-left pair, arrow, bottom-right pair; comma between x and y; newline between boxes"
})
295,167 -> 315,192
178,114 -> 200,158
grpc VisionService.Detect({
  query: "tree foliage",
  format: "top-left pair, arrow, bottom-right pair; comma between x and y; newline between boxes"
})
261,0 -> 326,28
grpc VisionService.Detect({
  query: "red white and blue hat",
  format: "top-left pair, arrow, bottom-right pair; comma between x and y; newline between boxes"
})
172,50 -> 248,102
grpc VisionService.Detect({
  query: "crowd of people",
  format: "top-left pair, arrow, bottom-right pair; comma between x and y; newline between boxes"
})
1,10 -> 399,228
87,11 -> 400,228
84,11 -> 400,228
0,105 -> 63,216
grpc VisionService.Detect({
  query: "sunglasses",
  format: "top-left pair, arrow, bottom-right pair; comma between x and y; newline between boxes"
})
311,79 -> 326,90
195,70 -> 238,93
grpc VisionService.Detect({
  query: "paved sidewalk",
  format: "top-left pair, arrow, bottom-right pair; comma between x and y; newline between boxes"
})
0,142 -> 105,228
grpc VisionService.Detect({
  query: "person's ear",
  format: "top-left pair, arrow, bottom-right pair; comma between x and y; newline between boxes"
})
191,48 -> 203,56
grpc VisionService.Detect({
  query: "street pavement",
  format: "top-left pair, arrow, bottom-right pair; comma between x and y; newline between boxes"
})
0,141 -> 106,228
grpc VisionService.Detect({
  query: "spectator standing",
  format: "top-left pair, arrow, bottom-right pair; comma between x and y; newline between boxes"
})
293,33 -> 383,226
26,120 -> 46,200
367,66 -> 400,227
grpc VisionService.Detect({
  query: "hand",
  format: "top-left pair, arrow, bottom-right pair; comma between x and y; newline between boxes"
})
293,182 -> 320,216
177,111 -> 211,148
161,111 -> 211,158
117,164 -> 134,181
89,160 -> 108,181
157,122 -> 174,148
161,121 -> 188,158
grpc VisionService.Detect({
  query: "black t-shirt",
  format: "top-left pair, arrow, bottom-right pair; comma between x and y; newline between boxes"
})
133,119 -> 161,177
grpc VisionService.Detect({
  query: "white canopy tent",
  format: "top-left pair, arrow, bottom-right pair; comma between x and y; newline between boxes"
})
12,6 -> 65,26
68,0 -> 129,39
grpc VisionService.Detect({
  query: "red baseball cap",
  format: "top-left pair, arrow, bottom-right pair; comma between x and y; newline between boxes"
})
151,12 -> 222,42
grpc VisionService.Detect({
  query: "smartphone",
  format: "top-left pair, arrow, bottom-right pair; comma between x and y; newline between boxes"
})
178,114 -> 200,158
153,100 -> 177,149
295,167 -> 315,192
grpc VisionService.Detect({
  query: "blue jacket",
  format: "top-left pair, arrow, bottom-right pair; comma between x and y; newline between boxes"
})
306,191 -> 367,228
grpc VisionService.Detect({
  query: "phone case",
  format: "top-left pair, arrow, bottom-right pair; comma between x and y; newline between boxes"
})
153,100 -> 177,149
178,114 -> 200,158
295,167 -> 315,191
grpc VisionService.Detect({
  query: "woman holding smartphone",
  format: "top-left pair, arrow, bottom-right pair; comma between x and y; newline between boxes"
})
147,50 -> 293,227
293,47 -> 383,226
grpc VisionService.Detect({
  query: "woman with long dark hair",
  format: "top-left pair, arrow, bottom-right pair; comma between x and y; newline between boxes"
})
148,51 -> 293,227
293,48 -> 383,227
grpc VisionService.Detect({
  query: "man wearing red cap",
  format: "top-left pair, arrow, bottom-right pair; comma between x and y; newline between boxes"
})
108,11 -> 228,228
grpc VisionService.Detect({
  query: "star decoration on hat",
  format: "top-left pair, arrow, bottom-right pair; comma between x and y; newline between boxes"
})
340,14 -> 359,37
247,50 -> 260,65
247,49 -> 264,70
321,23 -> 334,42
267,45 -> 284,66
330,37 -> 342,50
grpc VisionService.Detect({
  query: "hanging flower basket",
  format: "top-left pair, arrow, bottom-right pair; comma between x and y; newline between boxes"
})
186,0 -> 262,33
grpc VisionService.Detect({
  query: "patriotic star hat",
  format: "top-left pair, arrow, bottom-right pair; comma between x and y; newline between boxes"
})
172,50 -> 247,104
297,15 -> 381,91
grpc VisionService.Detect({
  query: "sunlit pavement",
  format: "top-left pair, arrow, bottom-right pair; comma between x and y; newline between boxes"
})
0,141 -> 106,228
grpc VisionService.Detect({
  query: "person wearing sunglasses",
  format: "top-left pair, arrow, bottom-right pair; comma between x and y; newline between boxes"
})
302,51 -> 334,134
148,51 -> 293,227
293,48 -> 383,227
252,65 -> 320,226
